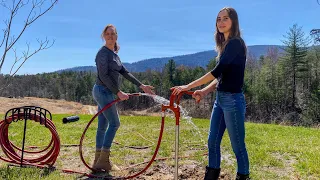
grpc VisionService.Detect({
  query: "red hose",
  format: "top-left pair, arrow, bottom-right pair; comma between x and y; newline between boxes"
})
79,96 -> 166,179
79,98 -> 121,171
0,113 -> 60,167
124,116 -> 165,179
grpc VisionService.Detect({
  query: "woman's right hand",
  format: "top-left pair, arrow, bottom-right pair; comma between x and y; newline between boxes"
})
117,91 -> 129,101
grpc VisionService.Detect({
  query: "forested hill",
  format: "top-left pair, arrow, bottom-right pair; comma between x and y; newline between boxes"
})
56,45 -> 285,73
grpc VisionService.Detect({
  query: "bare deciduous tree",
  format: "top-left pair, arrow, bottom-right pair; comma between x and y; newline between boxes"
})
0,0 -> 58,77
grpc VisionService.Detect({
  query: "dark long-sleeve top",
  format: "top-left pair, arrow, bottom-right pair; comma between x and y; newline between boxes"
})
95,46 -> 142,94
211,38 -> 246,93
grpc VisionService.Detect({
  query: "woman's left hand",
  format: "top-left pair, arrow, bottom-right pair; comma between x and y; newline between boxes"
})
192,90 -> 205,103
171,85 -> 190,95
140,84 -> 155,95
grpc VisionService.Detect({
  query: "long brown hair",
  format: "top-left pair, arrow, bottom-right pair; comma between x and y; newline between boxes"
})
214,7 -> 246,58
101,24 -> 120,53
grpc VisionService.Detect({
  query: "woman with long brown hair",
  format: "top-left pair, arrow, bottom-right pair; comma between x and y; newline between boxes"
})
171,7 -> 250,180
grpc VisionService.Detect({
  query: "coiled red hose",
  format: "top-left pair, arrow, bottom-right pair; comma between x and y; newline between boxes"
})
0,113 -> 60,167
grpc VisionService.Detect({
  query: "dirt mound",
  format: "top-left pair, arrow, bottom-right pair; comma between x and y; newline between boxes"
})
0,97 -> 97,115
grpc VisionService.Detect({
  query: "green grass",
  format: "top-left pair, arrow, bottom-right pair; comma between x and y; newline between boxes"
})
0,114 -> 319,179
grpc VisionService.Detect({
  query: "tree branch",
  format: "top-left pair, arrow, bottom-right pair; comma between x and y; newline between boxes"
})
10,37 -> 55,76
0,0 -> 21,71
9,47 -> 23,74
28,0 -> 57,25
0,29 -> 8,48
0,0 -> 58,74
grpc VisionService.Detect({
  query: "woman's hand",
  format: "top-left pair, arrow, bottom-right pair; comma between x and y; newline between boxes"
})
140,84 -> 155,95
192,90 -> 205,103
171,85 -> 190,95
117,91 -> 129,101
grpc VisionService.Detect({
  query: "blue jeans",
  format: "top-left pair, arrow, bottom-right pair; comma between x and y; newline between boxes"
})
208,91 -> 249,175
92,84 -> 120,150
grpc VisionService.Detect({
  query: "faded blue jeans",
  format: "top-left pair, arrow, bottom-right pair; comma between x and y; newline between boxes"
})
208,91 -> 249,175
92,84 -> 120,150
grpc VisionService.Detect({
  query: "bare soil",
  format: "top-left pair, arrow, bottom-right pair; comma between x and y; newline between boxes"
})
0,97 -> 97,115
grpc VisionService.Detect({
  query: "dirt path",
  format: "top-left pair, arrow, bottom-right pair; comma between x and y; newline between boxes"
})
0,97 -> 97,115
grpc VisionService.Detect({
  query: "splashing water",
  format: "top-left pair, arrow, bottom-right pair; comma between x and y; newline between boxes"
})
149,94 -> 171,106
139,93 -> 175,117
178,104 -> 206,144
139,93 -> 205,143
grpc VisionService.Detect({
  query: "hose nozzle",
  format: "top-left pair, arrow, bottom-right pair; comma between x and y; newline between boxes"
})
130,92 -> 142,96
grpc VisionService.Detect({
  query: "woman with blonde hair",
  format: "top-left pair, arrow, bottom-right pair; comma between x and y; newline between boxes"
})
92,24 -> 155,172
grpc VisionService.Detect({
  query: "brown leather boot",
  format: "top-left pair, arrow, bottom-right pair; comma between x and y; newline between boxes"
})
92,149 -> 112,172
92,150 -> 101,167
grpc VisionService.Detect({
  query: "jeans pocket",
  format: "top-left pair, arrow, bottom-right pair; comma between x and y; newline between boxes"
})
219,93 -> 236,111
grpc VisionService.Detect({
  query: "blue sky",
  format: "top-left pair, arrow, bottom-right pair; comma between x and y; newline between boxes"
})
1,0 -> 319,75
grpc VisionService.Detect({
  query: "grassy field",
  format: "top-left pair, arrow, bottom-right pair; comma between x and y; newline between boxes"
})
0,114 -> 319,179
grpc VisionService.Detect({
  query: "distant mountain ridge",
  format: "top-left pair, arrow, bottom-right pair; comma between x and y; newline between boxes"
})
56,45 -> 285,73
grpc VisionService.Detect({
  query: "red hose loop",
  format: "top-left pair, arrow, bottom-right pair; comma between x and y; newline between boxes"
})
124,116 -> 165,179
79,98 -> 121,171
79,93 -> 166,179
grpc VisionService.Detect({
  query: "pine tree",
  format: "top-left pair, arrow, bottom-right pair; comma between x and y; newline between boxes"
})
281,24 -> 310,110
